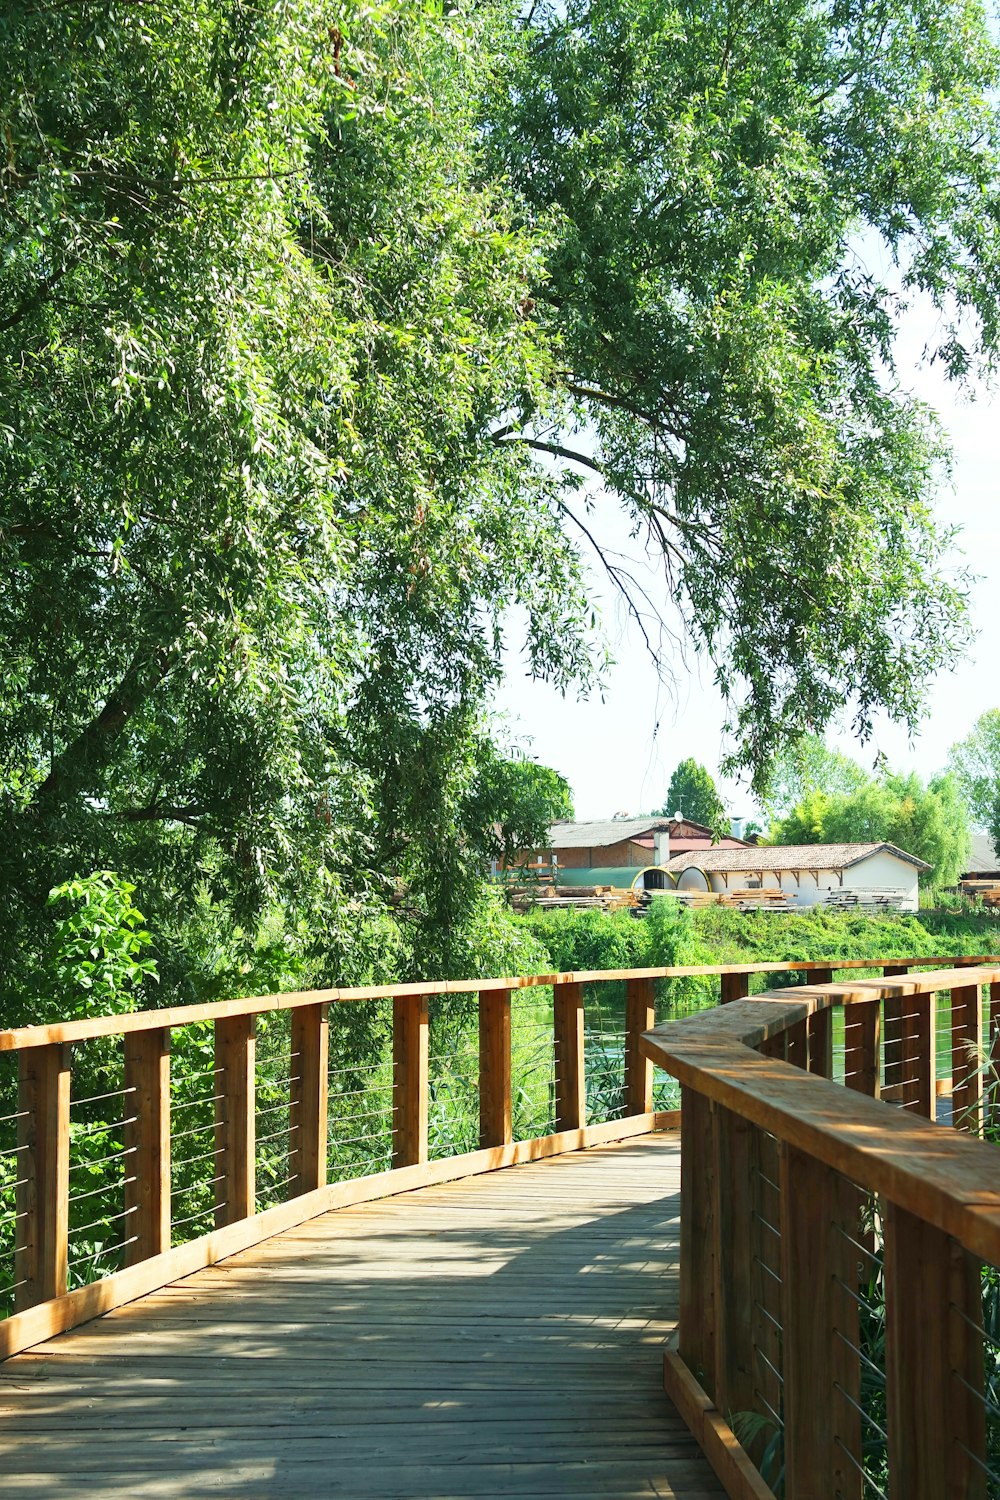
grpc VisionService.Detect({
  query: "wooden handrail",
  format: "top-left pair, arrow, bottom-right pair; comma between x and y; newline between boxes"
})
0,953 -> 991,1051
642,963 -> 1000,1500
3,947 -> 999,1441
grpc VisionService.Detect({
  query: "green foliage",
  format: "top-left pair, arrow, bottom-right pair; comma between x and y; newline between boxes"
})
658,759 -> 728,833
459,748 -> 574,868
949,710 -> 1000,846
771,770 -> 970,885
520,907 -> 650,974
489,0 -> 999,791
4,0 -> 1000,1019
38,872 -> 158,1023
763,735 -> 871,819
0,0 -> 594,1006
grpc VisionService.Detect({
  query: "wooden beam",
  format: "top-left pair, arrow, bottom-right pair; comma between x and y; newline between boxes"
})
478,989 -> 512,1148
720,971 -> 749,1005
624,976 -> 655,1114
711,1105 -> 755,1421
884,1204 -> 987,1500
392,993 -> 429,1168
553,981 -> 585,1131
678,1087 -> 715,1385
951,983 -> 983,1132
290,1002 -> 328,1195
843,999 -> 880,1097
779,1145 -> 863,1500
214,1015 -> 256,1228
663,1343 -> 775,1500
4,955 -> 995,1053
123,1028 -> 171,1265
14,1044 -> 70,1309
785,1018 -> 808,1070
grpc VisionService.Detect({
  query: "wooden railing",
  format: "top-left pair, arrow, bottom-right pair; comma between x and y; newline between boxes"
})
0,951 -> 996,1384
642,963 -> 1000,1500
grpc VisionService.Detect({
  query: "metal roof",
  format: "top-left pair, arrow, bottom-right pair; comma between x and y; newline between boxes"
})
963,833 -> 1000,874
665,842 -> 931,874
546,817 -> 674,850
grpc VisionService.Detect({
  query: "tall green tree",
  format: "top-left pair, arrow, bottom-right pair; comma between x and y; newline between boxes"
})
0,0 -> 589,1000
764,736 -> 871,819
658,759 -> 728,832
5,0 -> 1000,1004
948,711 -> 1000,849
771,771 -> 970,885
489,0 -> 1000,788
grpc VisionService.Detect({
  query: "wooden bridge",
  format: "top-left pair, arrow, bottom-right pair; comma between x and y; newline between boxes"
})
3,955 -> 1000,1498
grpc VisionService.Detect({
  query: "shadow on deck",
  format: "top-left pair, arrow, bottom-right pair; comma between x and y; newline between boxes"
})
0,1134 -> 722,1499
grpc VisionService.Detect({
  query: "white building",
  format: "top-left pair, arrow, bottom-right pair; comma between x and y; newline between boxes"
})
664,842 -> 930,912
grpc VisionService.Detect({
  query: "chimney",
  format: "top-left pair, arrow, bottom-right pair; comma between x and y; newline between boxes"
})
653,828 -> 670,866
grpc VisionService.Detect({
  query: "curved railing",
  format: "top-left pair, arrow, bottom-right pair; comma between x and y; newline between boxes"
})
2,946 -> 998,1459
643,963 -> 1000,1500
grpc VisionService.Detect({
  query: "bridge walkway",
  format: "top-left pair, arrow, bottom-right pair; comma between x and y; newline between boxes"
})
0,1133 -> 722,1499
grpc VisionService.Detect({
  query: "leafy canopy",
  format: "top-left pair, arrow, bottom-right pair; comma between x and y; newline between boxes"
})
489,0 -> 999,789
771,769 -> 970,885
657,759 -> 728,833
948,711 -> 1000,849
764,735 -> 873,819
3,0 -> 1000,1001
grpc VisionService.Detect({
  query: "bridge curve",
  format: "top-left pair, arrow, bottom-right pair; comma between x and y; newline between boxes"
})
1,1134 -> 721,1498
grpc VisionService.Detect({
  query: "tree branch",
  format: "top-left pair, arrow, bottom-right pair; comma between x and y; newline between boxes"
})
0,260 -> 77,334
34,644 -> 175,812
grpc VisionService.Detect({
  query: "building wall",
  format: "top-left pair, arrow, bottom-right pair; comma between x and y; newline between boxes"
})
545,839 -> 650,870
695,853 -> 919,910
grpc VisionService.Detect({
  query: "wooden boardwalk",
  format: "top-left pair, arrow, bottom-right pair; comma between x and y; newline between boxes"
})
0,1134 -> 723,1498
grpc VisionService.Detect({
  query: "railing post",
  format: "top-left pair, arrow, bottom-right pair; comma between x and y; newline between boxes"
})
778,1144 -> 863,1500
624,976 -> 655,1115
901,991 -> 935,1118
678,1087 -> 715,1385
882,964 -> 907,1100
711,1104 -> 754,1420
720,970 -> 748,1005
991,979 -> 1000,1129
290,1002 -> 329,1194
808,969 -> 833,1077
884,1204 -> 987,1500
951,983 -> 983,1132
844,999 -> 880,1096
392,993 -> 428,1167
124,1027 -> 171,1264
14,1044 -> 70,1309
215,1015 -> 256,1227
553,981 -> 585,1131
785,1017 -> 809,1069
479,989 -> 512,1148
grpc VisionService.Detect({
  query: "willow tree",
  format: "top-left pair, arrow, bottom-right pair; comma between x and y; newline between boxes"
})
3,0 -> 1000,997
0,1 -> 587,994
488,0 -> 1000,786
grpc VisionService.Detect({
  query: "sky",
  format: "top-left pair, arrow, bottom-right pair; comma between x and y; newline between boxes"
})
494,303 -> 1000,822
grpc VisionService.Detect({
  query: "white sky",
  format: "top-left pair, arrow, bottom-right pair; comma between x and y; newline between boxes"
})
494,298 -> 1000,820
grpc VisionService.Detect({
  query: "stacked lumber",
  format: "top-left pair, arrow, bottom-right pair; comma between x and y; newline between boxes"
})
664,890 -> 716,909
718,887 -> 789,911
824,887 -> 907,911
507,883 -> 642,914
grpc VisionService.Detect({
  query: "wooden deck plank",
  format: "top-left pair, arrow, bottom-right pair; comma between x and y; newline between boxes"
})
1,1134 -> 722,1499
